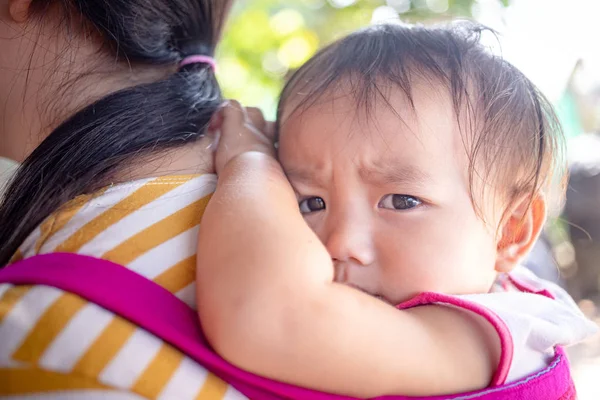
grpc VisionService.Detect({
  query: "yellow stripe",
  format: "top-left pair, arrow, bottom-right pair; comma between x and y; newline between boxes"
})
0,367 -> 109,394
131,344 -> 184,398
102,195 -> 210,265
12,293 -> 87,363
72,317 -> 136,377
55,178 -> 187,253
0,285 -> 32,324
153,255 -> 196,294
9,249 -> 24,264
34,194 -> 92,254
195,373 -> 230,400
35,216 -> 57,254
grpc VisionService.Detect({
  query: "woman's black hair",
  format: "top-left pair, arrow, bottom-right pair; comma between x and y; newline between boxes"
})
0,0 -> 231,265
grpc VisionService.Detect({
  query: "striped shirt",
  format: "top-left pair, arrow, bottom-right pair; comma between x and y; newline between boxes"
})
0,174 -> 247,400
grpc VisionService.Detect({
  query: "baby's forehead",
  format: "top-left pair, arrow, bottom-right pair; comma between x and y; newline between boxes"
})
279,80 -> 483,163
278,75 -> 448,124
278,80 -> 465,153
277,85 -> 471,183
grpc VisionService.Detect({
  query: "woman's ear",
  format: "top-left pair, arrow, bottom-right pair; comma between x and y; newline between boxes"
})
9,0 -> 33,23
495,195 -> 547,273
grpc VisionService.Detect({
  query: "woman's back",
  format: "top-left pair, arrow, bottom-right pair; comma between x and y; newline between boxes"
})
0,0 -> 237,397
0,175 -> 247,398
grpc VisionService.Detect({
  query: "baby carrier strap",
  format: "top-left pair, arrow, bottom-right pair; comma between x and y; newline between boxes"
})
0,253 -> 575,400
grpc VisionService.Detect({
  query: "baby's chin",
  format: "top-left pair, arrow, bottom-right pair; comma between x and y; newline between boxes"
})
358,280 -> 498,306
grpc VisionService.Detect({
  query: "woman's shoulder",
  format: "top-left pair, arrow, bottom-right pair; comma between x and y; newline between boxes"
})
11,174 -> 217,303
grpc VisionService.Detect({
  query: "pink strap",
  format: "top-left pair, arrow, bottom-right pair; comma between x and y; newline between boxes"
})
0,253 -> 574,400
0,254 -> 347,400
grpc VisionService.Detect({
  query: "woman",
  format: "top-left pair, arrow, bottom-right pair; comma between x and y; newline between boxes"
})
0,0 -> 245,397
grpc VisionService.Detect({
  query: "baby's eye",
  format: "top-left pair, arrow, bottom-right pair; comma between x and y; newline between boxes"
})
299,197 -> 326,214
378,194 -> 422,210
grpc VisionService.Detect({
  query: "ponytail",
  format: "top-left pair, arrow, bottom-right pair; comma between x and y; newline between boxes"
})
0,0 -> 230,265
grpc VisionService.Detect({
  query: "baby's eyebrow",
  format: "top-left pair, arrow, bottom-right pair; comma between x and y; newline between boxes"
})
360,163 -> 432,188
284,167 -> 327,187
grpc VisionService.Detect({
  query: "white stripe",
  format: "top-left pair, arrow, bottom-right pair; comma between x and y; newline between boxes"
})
39,303 -> 114,372
175,283 -> 196,309
0,286 -> 63,362
223,386 -> 249,400
98,327 -> 163,389
79,175 -> 215,260
2,390 -> 147,400
0,284 -> 12,300
18,226 -> 41,258
41,180 -> 155,254
157,357 -> 209,400
127,226 -> 198,279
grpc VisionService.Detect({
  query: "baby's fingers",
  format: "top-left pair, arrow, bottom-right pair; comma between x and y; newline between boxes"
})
245,107 -> 266,131
219,100 -> 246,135
264,121 -> 276,142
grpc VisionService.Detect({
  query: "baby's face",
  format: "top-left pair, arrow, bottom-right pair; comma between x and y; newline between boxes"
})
278,84 -> 503,304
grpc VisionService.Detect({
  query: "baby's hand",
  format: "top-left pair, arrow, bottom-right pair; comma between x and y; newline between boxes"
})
211,100 -> 275,174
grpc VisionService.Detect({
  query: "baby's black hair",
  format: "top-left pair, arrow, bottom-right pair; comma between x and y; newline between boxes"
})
277,22 -> 564,223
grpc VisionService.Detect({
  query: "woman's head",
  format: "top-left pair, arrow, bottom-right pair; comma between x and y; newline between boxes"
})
0,0 -> 232,265
276,22 -> 564,303
0,0 -> 231,161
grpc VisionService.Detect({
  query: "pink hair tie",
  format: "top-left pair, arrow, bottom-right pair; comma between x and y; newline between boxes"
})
179,55 -> 217,72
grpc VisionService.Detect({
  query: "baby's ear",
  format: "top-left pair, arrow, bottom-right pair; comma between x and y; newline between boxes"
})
495,195 -> 546,273
8,0 -> 33,23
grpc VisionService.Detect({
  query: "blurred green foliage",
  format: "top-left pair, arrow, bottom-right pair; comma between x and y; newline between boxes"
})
217,0 -> 499,116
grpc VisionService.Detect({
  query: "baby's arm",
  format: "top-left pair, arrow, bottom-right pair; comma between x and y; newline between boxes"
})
197,102 -> 500,398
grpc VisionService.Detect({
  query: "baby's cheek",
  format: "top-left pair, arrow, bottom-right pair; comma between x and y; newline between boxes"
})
377,242 -> 437,301
302,214 -> 327,243
445,233 -> 498,293
383,235 -> 472,297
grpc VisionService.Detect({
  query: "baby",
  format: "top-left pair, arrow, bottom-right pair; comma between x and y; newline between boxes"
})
197,22 -> 597,398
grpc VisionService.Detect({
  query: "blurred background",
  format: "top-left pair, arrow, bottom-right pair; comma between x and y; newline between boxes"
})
217,0 -> 600,397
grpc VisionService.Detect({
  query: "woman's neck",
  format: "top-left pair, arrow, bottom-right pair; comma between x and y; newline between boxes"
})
116,138 -> 216,182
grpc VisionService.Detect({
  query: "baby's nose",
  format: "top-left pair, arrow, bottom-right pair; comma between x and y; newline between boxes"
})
326,218 -> 376,267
